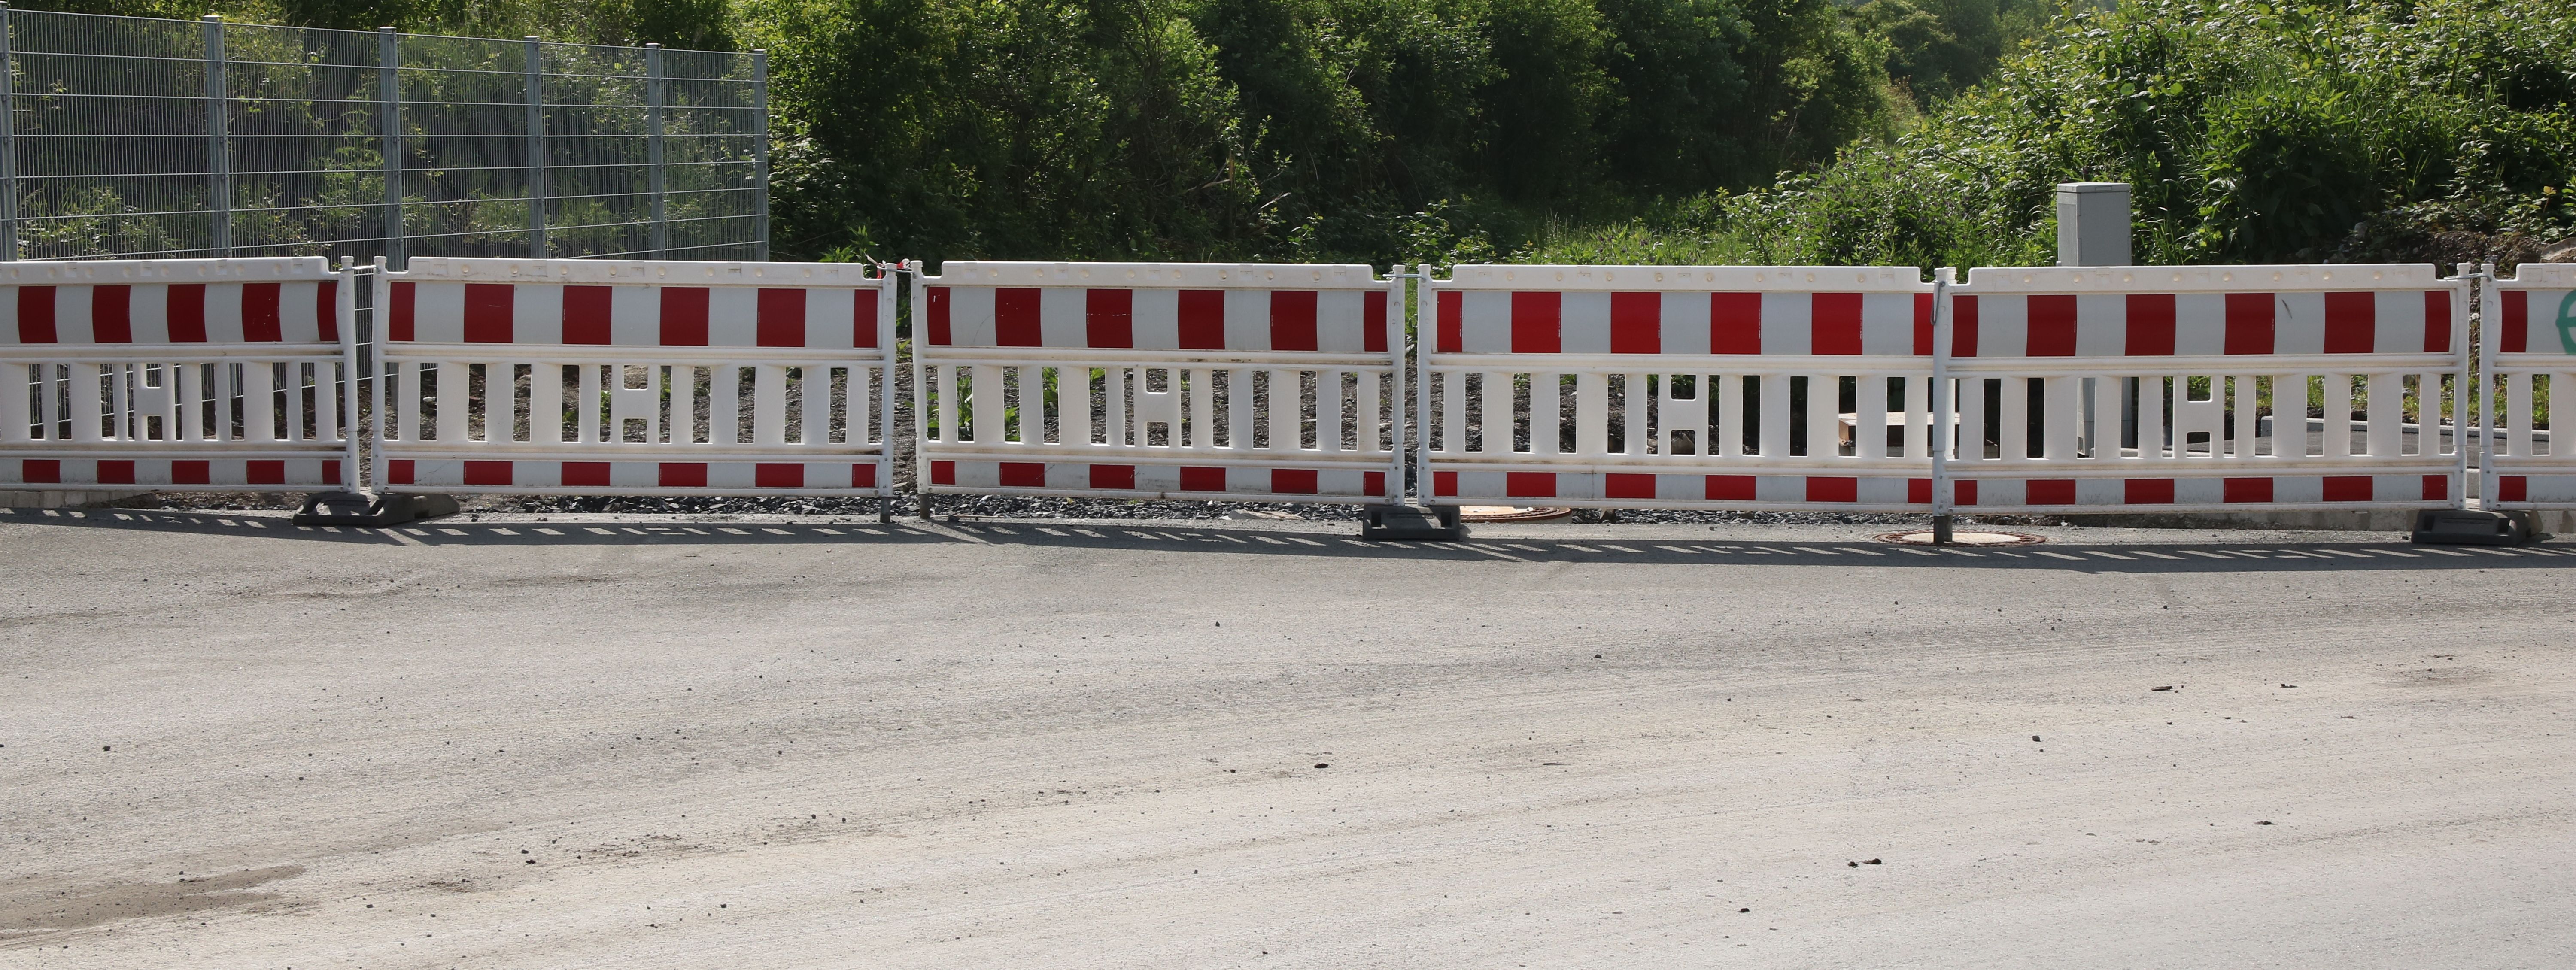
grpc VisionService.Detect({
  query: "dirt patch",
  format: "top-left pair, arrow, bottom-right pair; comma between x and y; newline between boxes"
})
0,864 -> 305,942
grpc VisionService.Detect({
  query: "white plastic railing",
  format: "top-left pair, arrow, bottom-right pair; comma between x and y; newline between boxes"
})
1944,264 -> 2469,512
371,258 -> 896,497
911,261 -> 1406,504
1,258 -> 357,491
1416,264 -> 1940,510
2483,262 -> 2574,509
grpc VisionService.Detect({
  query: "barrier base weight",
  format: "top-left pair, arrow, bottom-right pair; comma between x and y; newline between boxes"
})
2410,509 -> 2537,546
1362,505 -> 1464,541
294,492 -> 461,527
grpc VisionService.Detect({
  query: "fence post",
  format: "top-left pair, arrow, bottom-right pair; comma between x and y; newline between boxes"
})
1929,267 -> 1956,545
647,42 -> 665,258
524,36 -> 545,259
0,2 -> 18,262
751,48 -> 768,262
203,15 -> 229,257
379,26 -> 402,269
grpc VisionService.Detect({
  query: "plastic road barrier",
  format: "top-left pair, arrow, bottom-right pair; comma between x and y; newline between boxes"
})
1,258 -> 357,491
911,261 -> 1406,504
1416,264 -> 1940,510
371,258 -> 897,497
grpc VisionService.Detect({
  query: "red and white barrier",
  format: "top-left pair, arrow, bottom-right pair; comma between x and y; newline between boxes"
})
911,262 -> 1406,504
1,258 -> 358,492
1417,264 -> 1940,510
372,258 -> 896,497
2482,262 -> 2574,509
1943,264 -> 2469,512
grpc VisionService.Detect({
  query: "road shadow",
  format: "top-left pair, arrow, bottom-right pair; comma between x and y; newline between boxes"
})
8,505 -> 2572,574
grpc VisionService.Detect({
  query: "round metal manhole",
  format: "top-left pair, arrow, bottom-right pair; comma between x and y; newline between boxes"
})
1876,529 -> 2047,546
1457,505 -> 1575,523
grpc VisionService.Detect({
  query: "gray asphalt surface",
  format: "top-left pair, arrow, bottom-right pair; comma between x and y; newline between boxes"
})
3,509 -> 2572,968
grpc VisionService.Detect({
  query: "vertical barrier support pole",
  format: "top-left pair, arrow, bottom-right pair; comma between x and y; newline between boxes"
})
371,257 -> 390,492
877,261 -> 899,523
338,257 -> 362,491
2476,261 -> 2497,506
1413,264 -> 1434,508
751,49 -> 769,262
204,15 -> 230,256
1386,263 -> 1406,504
525,36 -> 545,259
907,259 -> 934,521
0,3 -> 19,262
647,42 -> 666,259
379,26 -> 402,269
1930,267 -> 1957,545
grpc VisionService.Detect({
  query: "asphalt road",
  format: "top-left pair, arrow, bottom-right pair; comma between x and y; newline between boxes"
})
3,508 -> 2572,968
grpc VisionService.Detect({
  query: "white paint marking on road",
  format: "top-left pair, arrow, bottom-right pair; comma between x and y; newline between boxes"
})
2130,550 -> 2184,560
2084,551 -> 2134,560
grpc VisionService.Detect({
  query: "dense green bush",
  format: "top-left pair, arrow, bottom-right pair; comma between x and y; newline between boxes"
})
1623,0 -> 2576,270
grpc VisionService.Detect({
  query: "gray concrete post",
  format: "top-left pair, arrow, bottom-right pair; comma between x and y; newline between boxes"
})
2058,182 -> 2133,455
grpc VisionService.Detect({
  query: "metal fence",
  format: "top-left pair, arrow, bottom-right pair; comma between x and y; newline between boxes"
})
0,6 -> 767,266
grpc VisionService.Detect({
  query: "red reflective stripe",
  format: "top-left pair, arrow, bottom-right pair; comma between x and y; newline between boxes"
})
1364,471 -> 1385,497
2498,476 -> 2527,503
2124,479 -> 2175,504
1510,292 -> 1561,353
851,463 -> 877,489
1811,293 -> 1863,355
1436,291 -> 1462,353
173,460 -> 210,485
2322,292 -> 2374,354
1090,464 -> 1136,490
563,286 -> 611,344
2422,291 -> 2449,353
755,463 -> 805,488
97,459 -> 135,485
2500,290 -> 2527,353
1907,478 -> 1931,504
15,286 -> 53,343
1273,469 -> 1319,494
562,462 -> 611,486
2222,477 -> 2272,503
999,462 -> 1046,487
661,288 -> 710,346
1180,466 -> 1226,491
388,459 -> 415,485
658,462 -> 708,488
245,460 -> 285,485
1950,294 -> 1978,356
1505,471 -> 1556,497
462,284 -> 513,343
241,282 -> 283,342
170,284 -> 209,342
2026,295 -> 2075,356
1609,293 -> 1660,354
1604,473 -> 1656,499
853,288 -> 879,349
1704,475 -> 1755,501
2224,293 -> 2273,355
463,461 -> 513,486
2125,294 -> 2175,355
1806,476 -> 1858,503
1086,288 -> 1133,349
994,288 -> 1041,346
2026,479 -> 2075,505
1912,293 -> 1934,355
2422,475 -> 2448,502
1270,291 -> 1318,352
1712,293 -> 1761,354
756,288 -> 807,348
1433,470 -> 1458,497
925,286 -> 952,345
1363,291 -> 1388,352
94,285 -> 133,343
929,461 -> 956,486
1954,479 -> 1978,506
2321,476 -> 2373,502
20,459 -> 59,483
1179,291 -> 1226,350
316,280 -> 339,342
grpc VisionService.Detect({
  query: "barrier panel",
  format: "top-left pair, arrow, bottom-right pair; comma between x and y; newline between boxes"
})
911,261 -> 1405,504
2,258 -> 357,491
2483,262 -> 2574,509
372,258 -> 896,497
1944,264 -> 2468,512
1416,264 -> 1940,510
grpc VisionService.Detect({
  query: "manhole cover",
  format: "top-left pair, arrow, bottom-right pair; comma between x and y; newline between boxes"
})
1876,529 -> 2046,546
1458,505 -> 1574,523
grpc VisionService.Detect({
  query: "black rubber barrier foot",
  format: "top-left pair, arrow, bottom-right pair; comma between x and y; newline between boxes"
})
292,492 -> 459,527
1361,505 -> 1464,540
2411,509 -> 2540,546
